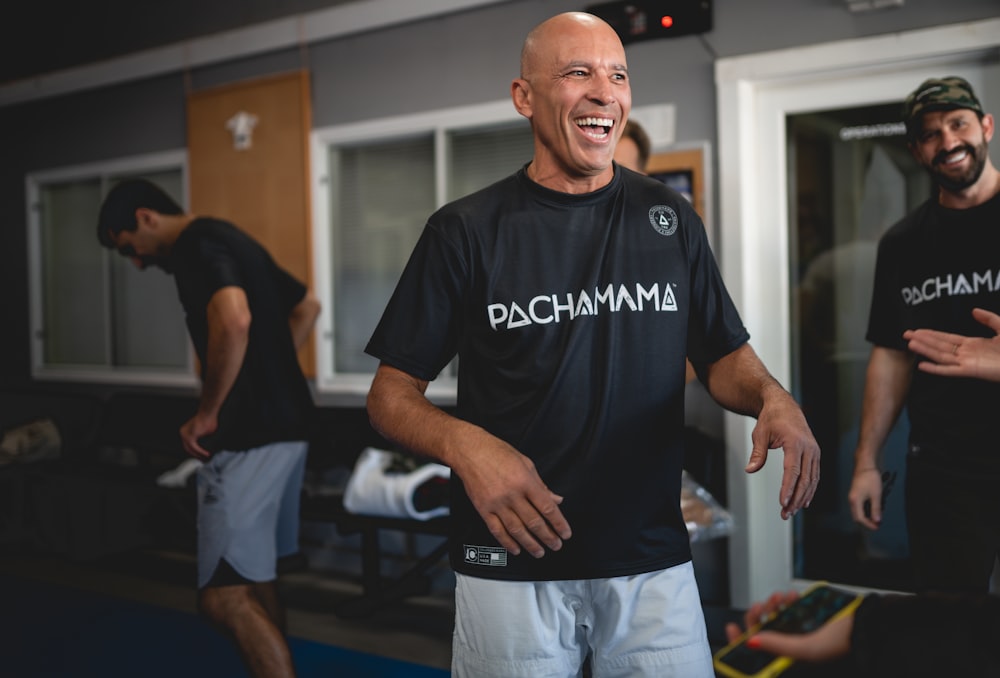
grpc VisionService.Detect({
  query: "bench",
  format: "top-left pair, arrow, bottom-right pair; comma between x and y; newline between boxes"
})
301,489 -> 450,617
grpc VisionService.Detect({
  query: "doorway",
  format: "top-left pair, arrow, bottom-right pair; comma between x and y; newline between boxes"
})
788,102 -> 927,590
716,17 -> 1000,606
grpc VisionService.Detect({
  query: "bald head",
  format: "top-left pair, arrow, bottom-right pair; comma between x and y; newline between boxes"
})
511,11 -> 631,193
520,12 -> 622,79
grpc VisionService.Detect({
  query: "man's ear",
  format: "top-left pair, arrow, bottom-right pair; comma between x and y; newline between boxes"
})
511,78 -> 532,120
134,207 -> 156,229
981,112 -> 994,143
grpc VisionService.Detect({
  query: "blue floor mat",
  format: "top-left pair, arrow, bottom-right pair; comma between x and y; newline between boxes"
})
0,574 -> 449,677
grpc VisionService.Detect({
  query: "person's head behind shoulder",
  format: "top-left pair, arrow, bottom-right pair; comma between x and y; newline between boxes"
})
511,12 -> 632,194
614,119 -> 651,174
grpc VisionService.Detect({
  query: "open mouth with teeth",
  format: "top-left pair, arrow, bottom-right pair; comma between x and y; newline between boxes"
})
937,148 -> 969,167
575,116 -> 615,140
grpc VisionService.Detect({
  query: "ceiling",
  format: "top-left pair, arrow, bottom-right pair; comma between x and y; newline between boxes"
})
0,0 -> 361,85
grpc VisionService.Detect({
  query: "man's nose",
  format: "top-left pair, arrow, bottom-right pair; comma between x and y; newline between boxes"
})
940,126 -> 964,150
588,76 -> 619,107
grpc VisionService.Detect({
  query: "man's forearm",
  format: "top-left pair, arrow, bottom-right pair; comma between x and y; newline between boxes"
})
199,319 -> 248,418
703,343 -> 788,417
289,292 -> 321,351
198,286 -> 251,419
367,363 -> 488,473
853,346 -> 912,469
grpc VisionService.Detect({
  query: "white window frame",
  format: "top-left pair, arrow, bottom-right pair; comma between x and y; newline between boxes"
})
26,149 -> 197,387
311,99 -> 525,400
716,17 -> 1000,608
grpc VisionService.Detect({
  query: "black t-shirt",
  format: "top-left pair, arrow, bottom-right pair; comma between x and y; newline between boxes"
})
866,192 -> 1000,458
367,166 -> 748,581
170,217 -> 315,452
849,592 -> 1000,677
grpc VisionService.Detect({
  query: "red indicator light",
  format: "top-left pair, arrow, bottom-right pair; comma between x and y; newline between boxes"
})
661,15 -> 674,28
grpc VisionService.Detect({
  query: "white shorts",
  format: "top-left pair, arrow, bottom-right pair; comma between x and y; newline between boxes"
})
451,561 -> 713,678
195,441 -> 308,588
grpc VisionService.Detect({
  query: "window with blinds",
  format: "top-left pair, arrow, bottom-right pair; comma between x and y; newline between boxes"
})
329,134 -> 436,375
27,154 -> 195,386
447,122 -> 535,201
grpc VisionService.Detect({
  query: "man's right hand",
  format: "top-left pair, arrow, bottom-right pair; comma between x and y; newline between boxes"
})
455,439 -> 572,559
179,413 -> 217,461
847,467 -> 883,530
367,362 -> 572,559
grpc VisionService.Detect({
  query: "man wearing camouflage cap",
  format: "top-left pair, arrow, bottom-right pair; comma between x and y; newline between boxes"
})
848,75 -> 1000,594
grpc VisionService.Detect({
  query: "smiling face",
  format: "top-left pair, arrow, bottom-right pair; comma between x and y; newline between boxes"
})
512,12 -> 631,193
909,108 -> 994,196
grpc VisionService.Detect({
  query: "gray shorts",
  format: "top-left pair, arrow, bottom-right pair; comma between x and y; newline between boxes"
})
451,561 -> 713,678
195,441 -> 308,589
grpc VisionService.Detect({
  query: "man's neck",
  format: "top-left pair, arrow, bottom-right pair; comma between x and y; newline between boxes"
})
159,213 -> 198,250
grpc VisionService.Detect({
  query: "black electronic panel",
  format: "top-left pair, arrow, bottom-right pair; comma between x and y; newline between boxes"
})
585,1 -> 712,43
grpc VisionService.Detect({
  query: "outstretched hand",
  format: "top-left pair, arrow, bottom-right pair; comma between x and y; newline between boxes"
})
904,308 -> 1000,383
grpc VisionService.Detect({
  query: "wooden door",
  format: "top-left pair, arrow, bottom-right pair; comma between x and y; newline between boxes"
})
186,70 -> 315,376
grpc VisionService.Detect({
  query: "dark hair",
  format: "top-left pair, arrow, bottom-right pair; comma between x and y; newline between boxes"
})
622,119 -> 652,171
96,179 -> 183,248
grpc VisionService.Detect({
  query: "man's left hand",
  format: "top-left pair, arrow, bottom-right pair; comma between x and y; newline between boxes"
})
744,390 -> 821,519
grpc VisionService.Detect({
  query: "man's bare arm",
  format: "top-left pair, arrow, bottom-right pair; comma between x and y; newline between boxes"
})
847,346 -> 912,529
181,285 -> 250,459
701,343 -> 821,519
367,363 -> 571,557
288,291 -> 321,351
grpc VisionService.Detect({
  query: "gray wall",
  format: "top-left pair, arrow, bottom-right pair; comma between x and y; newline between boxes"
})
2,0 -> 997,387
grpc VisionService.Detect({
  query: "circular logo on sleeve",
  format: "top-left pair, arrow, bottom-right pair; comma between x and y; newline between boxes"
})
648,205 -> 679,236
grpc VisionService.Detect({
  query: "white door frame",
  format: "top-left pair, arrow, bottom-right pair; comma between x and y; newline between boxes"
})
716,17 -> 1000,607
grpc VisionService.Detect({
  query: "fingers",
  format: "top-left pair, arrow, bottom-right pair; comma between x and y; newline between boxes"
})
744,444 -> 767,474
729,591 -> 800,643
747,404 -> 821,519
724,621 -> 743,643
744,441 -> 820,520
847,471 -> 882,530
484,510 -> 538,558
972,307 -> 1000,333
481,489 -> 571,559
750,630 -> 816,659
783,441 -> 820,518
751,614 -> 854,663
904,327 -> 963,364
761,441 -> 819,520
180,432 -> 211,461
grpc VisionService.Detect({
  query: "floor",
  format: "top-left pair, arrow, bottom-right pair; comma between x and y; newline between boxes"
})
0,546 -> 456,672
0,540 -> 740,676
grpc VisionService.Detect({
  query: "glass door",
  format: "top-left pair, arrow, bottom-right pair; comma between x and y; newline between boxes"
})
787,103 -> 929,590
715,19 -> 999,605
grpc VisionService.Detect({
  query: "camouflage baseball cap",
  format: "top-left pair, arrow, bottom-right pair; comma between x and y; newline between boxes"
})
903,76 -> 983,134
